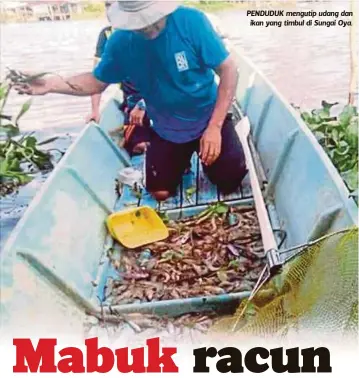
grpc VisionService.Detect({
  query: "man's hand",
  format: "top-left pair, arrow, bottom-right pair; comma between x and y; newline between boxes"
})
12,72 -> 107,97
87,93 -> 102,124
129,105 -> 145,126
199,126 -> 222,166
199,54 -> 237,167
85,111 -> 100,124
13,76 -> 51,96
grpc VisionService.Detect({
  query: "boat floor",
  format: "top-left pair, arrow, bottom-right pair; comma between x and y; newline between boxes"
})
114,152 -> 259,212
97,142 -> 266,306
94,109 -> 268,306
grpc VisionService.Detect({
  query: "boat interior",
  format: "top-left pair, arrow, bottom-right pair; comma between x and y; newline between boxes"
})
1,51 -> 357,325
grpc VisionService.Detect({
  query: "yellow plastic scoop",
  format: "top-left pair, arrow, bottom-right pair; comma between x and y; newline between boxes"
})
106,206 -> 169,249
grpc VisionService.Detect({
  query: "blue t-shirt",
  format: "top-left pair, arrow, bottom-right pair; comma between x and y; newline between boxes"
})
94,26 -> 141,103
93,6 -> 229,143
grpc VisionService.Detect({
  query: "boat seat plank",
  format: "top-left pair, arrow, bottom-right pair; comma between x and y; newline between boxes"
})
140,191 -> 159,209
241,174 -> 253,198
101,99 -> 262,212
220,186 -> 243,202
181,166 -> 197,207
196,157 -> 220,205
219,175 -> 253,202
114,148 -> 257,211
114,185 -> 140,211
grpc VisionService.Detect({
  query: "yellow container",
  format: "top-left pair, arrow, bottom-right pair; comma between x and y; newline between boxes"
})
106,206 -> 169,249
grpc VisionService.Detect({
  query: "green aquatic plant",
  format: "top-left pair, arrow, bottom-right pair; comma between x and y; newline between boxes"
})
296,101 -> 358,199
0,77 -> 57,196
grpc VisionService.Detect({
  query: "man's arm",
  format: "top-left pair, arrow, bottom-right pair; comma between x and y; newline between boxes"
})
87,58 -> 103,122
87,27 -> 110,122
200,55 -> 238,166
15,30 -> 125,98
14,72 -> 108,96
207,55 -> 238,130
188,9 -> 237,165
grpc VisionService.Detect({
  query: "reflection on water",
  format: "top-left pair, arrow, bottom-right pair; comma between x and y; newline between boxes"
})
0,1 -> 356,248
0,19 -> 114,131
1,2 -> 355,132
224,1 -> 355,108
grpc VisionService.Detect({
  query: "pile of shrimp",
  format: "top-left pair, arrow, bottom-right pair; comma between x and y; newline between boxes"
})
106,205 -> 266,306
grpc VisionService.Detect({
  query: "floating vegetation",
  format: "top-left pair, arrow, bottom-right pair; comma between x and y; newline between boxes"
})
0,69 -> 63,197
105,205 -> 265,309
294,101 -> 358,200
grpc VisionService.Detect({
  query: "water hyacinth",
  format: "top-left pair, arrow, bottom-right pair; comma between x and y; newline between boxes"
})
0,68 -> 68,196
295,101 -> 358,200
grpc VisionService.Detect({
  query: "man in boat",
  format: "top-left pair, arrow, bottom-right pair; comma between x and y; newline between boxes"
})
86,0 -> 150,156
14,1 -> 247,202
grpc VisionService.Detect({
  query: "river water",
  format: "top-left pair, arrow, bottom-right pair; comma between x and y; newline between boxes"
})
0,1 -> 357,248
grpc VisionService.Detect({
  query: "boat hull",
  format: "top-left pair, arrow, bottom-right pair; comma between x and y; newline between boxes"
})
1,46 -> 357,334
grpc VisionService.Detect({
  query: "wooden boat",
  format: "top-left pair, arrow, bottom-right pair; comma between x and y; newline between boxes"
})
1,18 -> 357,333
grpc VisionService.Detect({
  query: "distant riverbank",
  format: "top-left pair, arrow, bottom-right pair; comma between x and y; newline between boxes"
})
0,0 -> 298,24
